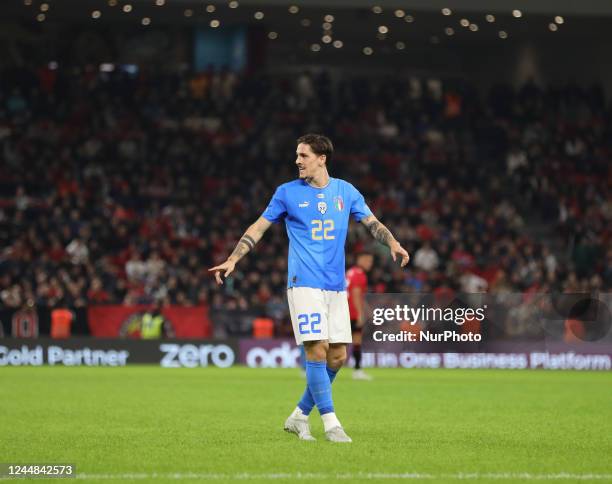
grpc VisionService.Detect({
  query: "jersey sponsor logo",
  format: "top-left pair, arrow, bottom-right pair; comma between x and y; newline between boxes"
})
317,201 -> 328,214
333,195 -> 344,211
298,201 -> 310,208
316,193 -> 325,198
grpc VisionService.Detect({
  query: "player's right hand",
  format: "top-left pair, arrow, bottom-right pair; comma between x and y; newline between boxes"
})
208,259 -> 236,285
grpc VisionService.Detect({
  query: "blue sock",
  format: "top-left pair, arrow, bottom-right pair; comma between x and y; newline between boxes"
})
297,364 -> 339,416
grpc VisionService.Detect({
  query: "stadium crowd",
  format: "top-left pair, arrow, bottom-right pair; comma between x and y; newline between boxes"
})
0,65 -> 610,330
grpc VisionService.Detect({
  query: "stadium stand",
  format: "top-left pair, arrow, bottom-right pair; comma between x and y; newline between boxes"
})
0,65 -> 609,335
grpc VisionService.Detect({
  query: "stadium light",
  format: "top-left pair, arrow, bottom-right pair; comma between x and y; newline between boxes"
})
210,19 -> 220,27
404,15 -> 414,23
141,17 -> 151,26
206,5 -> 216,13
395,10 -> 405,18
513,10 -> 522,18
123,4 -> 132,13
460,19 -> 469,27
155,0 -> 165,5
91,10 -> 101,19
254,11 -> 264,20
268,31 -> 278,39
499,30 -> 508,38
372,6 -> 382,14
324,15 -> 334,23
184,9 -> 194,17
333,40 -> 343,48
548,23 -> 558,31
289,6 -> 299,14
363,46 -> 373,55
40,3 -> 49,12
445,27 -> 454,36
310,43 -> 321,52
442,8 -> 452,16
378,25 -> 388,34
395,41 -> 405,49
469,23 -> 479,31
555,16 -> 564,24
301,18 -> 311,27
486,14 -> 495,23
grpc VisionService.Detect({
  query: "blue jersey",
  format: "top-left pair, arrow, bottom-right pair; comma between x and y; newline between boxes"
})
262,177 -> 373,291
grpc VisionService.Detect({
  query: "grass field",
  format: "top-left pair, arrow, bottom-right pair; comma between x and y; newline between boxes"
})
1,367 -> 611,483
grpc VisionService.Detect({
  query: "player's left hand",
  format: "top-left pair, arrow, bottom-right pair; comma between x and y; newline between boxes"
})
390,241 -> 410,268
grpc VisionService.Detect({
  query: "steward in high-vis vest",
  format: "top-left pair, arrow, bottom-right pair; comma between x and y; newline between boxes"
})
140,303 -> 175,339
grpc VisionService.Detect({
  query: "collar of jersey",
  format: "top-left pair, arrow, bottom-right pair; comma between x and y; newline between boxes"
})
304,176 -> 332,190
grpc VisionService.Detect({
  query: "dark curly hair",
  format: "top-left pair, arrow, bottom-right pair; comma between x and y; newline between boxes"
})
297,133 -> 333,163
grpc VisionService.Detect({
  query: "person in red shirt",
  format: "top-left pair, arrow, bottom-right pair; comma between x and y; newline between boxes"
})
346,252 -> 374,380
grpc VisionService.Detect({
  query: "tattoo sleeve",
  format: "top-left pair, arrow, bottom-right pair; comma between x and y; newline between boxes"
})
365,218 -> 395,247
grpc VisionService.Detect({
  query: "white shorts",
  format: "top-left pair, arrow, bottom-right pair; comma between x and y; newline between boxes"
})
287,287 -> 352,345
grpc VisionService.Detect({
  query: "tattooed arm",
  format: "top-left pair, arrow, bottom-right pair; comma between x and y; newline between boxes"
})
361,214 -> 410,267
209,216 -> 272,285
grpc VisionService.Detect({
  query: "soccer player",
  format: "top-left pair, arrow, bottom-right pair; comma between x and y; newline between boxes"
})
346,252 -> 374,380
210,134 -> 409,443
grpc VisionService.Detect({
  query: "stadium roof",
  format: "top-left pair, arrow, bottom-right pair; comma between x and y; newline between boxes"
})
3,0 -> 611,64
229,0 -> 612,16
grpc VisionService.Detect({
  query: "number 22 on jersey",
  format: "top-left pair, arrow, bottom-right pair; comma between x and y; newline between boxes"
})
311,219 -> 335,240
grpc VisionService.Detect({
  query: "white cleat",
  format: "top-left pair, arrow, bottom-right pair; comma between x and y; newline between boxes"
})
353,369 -> 373,381
284,416 -> 316,441
325,426 -> 352,443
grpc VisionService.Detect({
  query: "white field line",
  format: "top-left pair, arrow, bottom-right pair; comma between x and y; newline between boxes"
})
69,472 -> 612,481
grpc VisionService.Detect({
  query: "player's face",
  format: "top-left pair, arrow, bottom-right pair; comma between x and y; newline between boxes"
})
295,143 -> 325,179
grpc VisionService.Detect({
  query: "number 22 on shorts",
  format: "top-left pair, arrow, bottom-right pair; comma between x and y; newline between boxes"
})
298,313 -> 321,334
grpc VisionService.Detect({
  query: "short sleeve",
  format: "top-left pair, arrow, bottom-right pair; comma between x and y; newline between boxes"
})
349,184 -> 373,222
262,186 -> 287,224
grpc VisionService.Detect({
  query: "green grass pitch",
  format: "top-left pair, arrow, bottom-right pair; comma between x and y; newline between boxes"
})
1,366 -> 611,483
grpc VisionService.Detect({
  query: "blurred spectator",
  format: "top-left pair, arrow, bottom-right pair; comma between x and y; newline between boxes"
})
66,238 -> 89,265
413,241 -> 439,272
